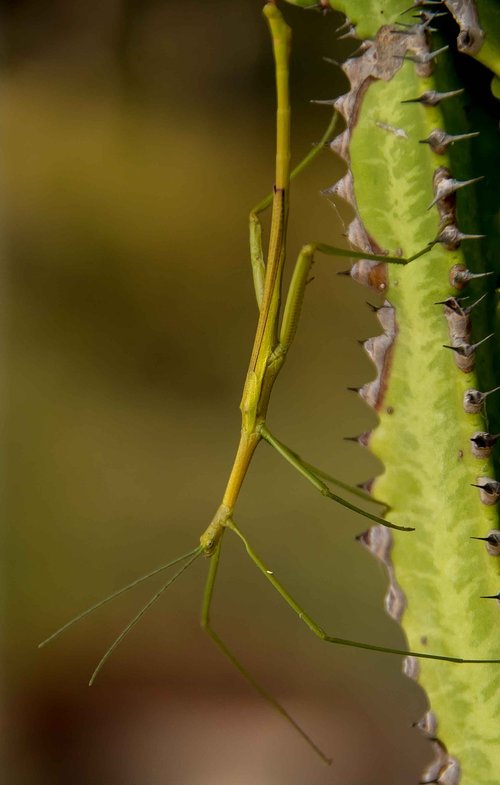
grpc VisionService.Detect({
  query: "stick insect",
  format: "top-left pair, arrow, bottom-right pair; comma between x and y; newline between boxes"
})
38,2 -> 500,765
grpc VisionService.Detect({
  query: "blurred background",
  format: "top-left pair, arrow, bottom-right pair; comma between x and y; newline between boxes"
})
4,1 -> 433,783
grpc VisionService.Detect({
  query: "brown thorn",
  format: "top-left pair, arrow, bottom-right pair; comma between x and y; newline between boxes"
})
401,88 -> 464,106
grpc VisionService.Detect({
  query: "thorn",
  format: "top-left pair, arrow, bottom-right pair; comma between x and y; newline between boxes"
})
464,386 -> 500,413
471,432 -> 500,448
463,292 -> 488,314
310,98 -> 337,106
443,343 -> 464,354
348,41 -> 370,58
401,88 -> 464,106
443,333 -> 494,357
469,333 -> 494,351
435,225 -> 485,250
355,530 -> 369,543
394,45 -> 449,65
436,292 -> 487,319
471,480 -> 500,492
399,0 -> 443,14
435,296 -> 462,310
419,129 -> 480,155
450,264 -> 494,289
337,27 -> 357,41
470,431 -> 500,458
365,300 -> 391,313
413,712 -> 438,739
334,18 -> 352,35
471,529 -> 500,556
471,477 -> 500,505
412,10 -> 448,20
322,56 -> 341,67
343,431 -> 371,447
428,175 -> 484,209
475,538 -> 500,564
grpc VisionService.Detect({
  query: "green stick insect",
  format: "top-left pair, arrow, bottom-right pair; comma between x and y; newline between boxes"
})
39,1 -> 500,768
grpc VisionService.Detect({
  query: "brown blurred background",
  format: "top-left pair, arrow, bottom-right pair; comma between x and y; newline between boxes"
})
4,1 -> 431,783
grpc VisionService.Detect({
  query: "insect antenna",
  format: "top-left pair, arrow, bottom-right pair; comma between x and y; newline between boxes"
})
89,547 -> 202,685
38,545 -> 202,649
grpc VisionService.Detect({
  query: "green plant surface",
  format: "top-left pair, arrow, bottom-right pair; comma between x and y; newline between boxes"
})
326,0 -> 412,40
353,68 -> 500,780
297,1 -> 500,781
